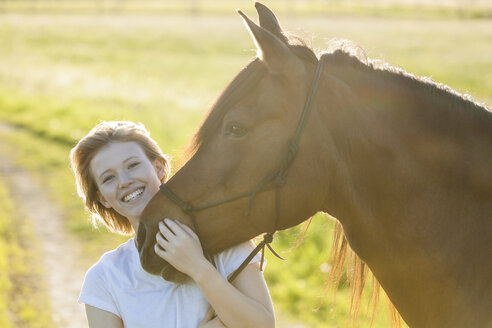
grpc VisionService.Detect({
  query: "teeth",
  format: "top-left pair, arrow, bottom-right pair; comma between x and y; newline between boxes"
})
123,188 -> 144,202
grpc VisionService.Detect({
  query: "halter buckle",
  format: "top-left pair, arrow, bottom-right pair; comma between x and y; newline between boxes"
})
263,233 -> 274,244
275,174 -> 285,186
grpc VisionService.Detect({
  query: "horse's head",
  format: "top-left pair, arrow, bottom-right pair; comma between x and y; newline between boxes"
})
137,3 -> 332,280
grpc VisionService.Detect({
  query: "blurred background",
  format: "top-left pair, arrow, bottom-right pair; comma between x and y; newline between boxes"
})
0,0 -> 490,327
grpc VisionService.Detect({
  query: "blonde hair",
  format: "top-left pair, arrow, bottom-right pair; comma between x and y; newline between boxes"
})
70,121 -> 171,235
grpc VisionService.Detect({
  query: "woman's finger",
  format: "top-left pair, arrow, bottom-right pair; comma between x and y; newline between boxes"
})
176,221 -> 200,242
158,221 -> 176,242
154,243 -> 168,260
163,218 -> 187,236
155,230 -> 169,247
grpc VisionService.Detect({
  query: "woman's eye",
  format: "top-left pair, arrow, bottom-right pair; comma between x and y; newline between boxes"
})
128,162 -> 140,169
103,175 -> 114,183
226,123 -> 248,138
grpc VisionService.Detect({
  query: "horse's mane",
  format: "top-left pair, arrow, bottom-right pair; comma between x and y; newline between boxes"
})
323,40 -> 491,119
183,31 -> 490,327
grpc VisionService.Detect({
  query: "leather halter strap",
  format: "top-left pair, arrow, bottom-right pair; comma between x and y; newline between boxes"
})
159,55 -> 325,282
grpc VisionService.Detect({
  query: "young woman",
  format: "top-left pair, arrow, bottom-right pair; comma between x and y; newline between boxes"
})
71,121 -> 275,328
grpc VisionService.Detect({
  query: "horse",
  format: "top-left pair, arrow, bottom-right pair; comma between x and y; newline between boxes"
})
136,3 -> 492,327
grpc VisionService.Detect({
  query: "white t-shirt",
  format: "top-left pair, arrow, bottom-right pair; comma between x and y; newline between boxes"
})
78,238 -> 261,328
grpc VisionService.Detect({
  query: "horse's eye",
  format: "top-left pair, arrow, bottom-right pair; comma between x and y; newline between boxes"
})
225,123 -> 248,138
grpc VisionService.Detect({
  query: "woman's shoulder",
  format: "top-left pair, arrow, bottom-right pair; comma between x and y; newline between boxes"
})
88,238 -> 137,274
216,240 -> 256,260
213,240 -> 260,278
79,240 -> 137,318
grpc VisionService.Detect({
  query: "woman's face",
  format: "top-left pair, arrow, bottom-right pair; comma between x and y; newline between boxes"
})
90,141 -> 165,221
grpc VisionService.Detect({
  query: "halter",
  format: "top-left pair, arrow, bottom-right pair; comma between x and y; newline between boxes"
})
159,55 -> 325,283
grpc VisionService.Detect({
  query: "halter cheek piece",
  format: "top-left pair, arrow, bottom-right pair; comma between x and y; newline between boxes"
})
159,55 -> 325,283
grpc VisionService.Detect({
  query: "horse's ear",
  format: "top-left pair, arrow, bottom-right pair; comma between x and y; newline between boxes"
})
255,2 -> 288,44
238,9 -> 298,74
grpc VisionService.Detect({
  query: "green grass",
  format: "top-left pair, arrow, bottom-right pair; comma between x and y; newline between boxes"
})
0,172 -> 54,327
0,10 -> 490,327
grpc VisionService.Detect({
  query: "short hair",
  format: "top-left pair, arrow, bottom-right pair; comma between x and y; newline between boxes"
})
70,121 -> 170,235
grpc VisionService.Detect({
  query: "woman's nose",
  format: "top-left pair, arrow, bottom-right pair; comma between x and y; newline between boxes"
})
119,172 -> 134,188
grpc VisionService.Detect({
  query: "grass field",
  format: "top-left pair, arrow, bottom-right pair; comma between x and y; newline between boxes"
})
0,3 -> 490,327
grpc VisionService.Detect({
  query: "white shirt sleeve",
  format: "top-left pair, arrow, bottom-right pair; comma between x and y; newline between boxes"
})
214,240 -> 265,279
78,262 -> 120,317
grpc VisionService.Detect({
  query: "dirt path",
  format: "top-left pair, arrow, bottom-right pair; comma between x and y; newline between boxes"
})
0,123 -> 87,328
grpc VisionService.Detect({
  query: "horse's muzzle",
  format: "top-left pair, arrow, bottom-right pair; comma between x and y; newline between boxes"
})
136,223 -> 168,275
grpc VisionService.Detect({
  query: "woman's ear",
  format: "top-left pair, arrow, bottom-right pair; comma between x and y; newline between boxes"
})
97,191 -> 112,209
154,158 -> 167,181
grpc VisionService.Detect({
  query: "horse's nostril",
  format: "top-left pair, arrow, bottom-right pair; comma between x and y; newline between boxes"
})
136,223 -> 147,250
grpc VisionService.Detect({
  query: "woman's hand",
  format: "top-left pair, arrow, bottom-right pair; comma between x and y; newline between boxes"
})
198,308 -> 226,328
154,218 -> 209,278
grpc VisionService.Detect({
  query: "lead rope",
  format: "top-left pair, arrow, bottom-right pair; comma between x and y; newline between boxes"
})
228,233 -> 278,282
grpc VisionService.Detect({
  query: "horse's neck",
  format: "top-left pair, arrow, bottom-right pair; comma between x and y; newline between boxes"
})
315,69 -> 492,326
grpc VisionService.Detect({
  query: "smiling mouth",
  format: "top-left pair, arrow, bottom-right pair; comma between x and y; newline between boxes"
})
122,187 -> 145,203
